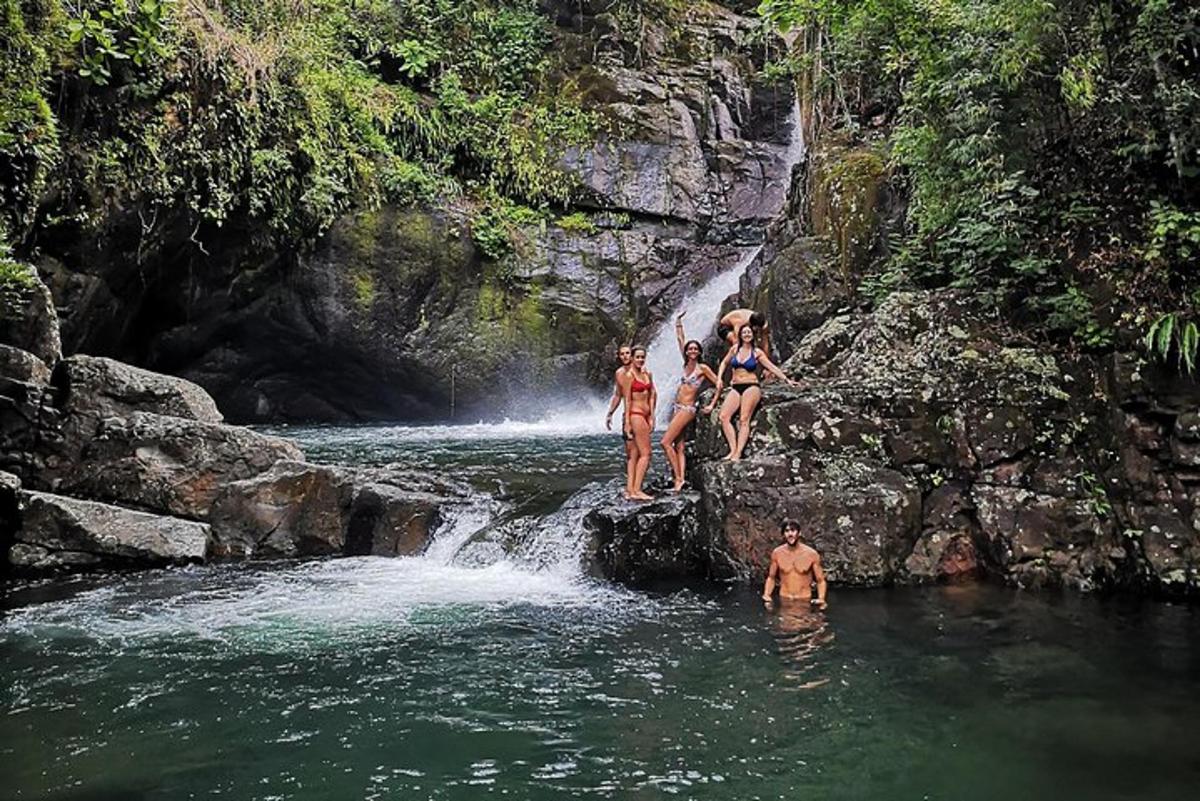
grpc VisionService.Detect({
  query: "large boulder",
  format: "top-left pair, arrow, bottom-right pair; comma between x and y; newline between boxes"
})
208,460 -> 469,559
10,489 -> 210,570
0,263 -> 61,367
695,454 -> 922,584
56,355 -> 223,423
584,488 -> 704,584
54,412 -> 302,518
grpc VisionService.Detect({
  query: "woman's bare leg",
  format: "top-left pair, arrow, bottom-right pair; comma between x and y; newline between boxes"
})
719,391 -> 741,460
733,385 -> 762,461
674,439 -> 688,490
632,416 -> 654,500
660,409 -> 694,491
624,434 -> 637,498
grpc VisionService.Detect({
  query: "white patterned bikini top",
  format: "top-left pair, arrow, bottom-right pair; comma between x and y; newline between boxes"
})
680,368 -> 704,388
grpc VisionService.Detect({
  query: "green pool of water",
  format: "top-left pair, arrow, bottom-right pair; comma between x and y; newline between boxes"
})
2,425 -> 1198,800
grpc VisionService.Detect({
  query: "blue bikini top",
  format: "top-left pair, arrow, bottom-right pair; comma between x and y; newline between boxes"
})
730,347 -> 758,371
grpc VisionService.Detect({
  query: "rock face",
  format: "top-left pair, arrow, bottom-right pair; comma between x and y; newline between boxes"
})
0,262 -> 62,366
34,2 -> 803,423
599,288 -> 1200,600
208,461 -> 467,559
11,490 -> 209,569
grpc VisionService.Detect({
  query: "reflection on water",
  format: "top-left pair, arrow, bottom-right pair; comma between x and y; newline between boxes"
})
768,603 -> 835,686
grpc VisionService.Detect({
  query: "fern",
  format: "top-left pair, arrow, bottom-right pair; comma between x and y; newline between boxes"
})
1145,313 -> 1200,374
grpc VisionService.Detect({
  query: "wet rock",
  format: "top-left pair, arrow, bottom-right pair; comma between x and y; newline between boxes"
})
904,483 -> 982,583
55,412 -> 302,519
209,461 -> 467,559
0,264 -> 61,366
12,490 -> 210,570
585,489 -> 703,585
695,454 -> 921,585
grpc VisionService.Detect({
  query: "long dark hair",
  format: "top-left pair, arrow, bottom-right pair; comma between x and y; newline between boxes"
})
736,323 -> 758,350
682,339 -> 702,365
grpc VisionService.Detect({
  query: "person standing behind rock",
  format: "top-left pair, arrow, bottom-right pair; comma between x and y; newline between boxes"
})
763,518 -> 828,608
605,345 -> 636,497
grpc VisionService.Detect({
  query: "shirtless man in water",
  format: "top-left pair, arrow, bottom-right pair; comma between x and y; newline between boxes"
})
762,518 -> 828,608
605,345 -> 636,496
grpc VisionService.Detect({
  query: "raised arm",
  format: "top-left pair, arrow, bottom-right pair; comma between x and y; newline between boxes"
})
756,349 -> 797,386
762,550 -> 779,602
812,554 -> 828,608
675,313 -> 686,355
698,363 -> 719,387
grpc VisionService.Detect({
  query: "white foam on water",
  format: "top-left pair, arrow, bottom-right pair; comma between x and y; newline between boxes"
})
0,556 -> 644,648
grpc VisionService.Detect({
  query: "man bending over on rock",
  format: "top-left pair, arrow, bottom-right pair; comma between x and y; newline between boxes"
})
717,309 -> 770,358
763,518 -> 827,608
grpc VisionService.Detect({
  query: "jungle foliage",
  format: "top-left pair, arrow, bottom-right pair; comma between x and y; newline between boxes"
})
0,0 -> 595,252
758,0 -> 1200,367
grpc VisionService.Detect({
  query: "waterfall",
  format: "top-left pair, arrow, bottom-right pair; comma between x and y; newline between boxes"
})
640,97 -> 806,422
642,245 -> 763,422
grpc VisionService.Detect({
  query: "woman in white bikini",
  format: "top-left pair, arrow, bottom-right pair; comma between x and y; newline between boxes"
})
660,313 -> 718,492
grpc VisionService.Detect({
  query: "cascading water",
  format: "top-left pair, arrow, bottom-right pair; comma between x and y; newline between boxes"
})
642,244 -> 762,421
642,99 -> 806,423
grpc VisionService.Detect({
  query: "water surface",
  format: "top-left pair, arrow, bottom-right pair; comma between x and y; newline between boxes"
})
3,424 -> 1198,800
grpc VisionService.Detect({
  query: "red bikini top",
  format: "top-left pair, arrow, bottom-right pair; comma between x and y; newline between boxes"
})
630,374 -> 653,393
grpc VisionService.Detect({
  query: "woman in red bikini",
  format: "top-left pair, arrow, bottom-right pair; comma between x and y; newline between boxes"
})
623,346 -> 657,501
704,322 -> 798,461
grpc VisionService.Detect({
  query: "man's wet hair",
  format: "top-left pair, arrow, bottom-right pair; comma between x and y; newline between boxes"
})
750,311 -> 766,327
780,518 -> 801,534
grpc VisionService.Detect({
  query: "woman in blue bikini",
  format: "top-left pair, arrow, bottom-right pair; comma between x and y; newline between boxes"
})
704,322 -> 798,461
661,313 -> 719,492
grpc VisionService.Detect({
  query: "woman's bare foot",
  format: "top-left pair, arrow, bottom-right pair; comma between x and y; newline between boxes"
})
633,491 -> 655,501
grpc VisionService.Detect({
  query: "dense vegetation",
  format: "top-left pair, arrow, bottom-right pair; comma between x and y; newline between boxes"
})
0,0 -> 594,259
758,0 -> 1200,367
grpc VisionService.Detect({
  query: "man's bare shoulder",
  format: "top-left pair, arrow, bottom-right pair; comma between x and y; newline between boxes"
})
799,543 -> 821,560
771,544 -> 791,557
